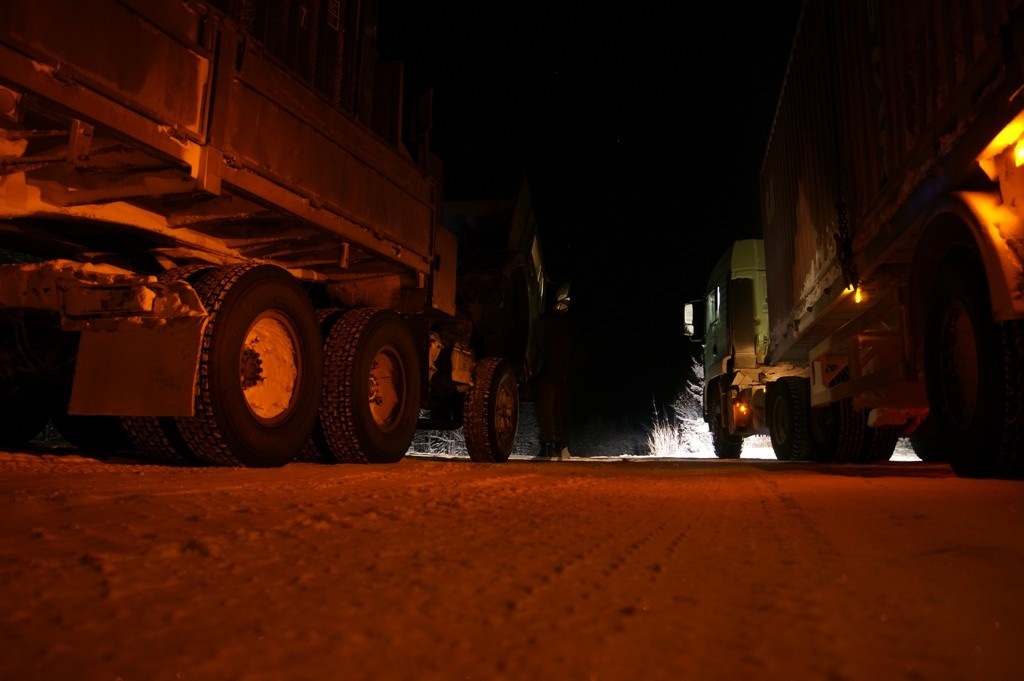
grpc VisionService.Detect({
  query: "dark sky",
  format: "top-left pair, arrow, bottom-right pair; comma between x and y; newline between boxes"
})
377,1 -> 805,425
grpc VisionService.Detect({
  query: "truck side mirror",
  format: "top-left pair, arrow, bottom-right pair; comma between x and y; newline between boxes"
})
683,301 -> 704,342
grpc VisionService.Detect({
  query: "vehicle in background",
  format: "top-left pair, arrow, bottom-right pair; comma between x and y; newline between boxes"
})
687,0 -> 1024,478
436,178 -> 548,427
0,0 -> 542,467
684,239 -> 803,459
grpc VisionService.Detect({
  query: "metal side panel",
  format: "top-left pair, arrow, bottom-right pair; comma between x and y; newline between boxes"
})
431,226 -> 457,316
217,39 -> 435,263
0,0 -> 210,140
70,317 -> 205,417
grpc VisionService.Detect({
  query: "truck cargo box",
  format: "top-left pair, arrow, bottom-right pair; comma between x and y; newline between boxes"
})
762,0 -> 1024,364
0,0 -> 445,308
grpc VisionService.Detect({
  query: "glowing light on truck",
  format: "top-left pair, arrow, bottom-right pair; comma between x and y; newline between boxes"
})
1014,139 -> 1024,168
732,399 -> 751,428
977,111 -> 1024,178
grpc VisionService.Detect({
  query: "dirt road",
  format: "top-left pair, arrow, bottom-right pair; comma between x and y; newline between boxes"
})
1,449 -> 1022,681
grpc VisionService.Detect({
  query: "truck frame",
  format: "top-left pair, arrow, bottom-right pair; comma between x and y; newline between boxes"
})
0,0 -> 545,467
688,0 -> 1024,479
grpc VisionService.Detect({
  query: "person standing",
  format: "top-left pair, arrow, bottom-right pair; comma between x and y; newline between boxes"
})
536,280 -> 572,460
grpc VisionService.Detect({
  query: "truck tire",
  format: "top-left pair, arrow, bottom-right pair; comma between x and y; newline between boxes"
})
907,415 -> 947,462
122,416 -> 199,466
808,397 -> 865,463
858,425 -> 899,462
709,384 -> 742,459
767,376 -> 814,461
296,308 -> 345,463
806,366 -> 897,463
464,357 -> 519,462
999,320 -> 1024,474
806,365 -> 863,463
175,264 -> 323,467
924,251 -> 1023,478
314,307 -> 420,464
121,265 -> 215,466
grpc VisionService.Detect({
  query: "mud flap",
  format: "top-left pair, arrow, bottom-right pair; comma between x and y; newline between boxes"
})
69,317 -> 206,417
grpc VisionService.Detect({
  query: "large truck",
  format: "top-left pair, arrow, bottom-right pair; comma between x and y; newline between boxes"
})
687,0 -> 1024,479
684,239 -> 805,460
0,0 -> 546,467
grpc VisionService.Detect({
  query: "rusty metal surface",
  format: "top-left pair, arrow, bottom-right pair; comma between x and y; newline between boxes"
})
0,0 -> 440,294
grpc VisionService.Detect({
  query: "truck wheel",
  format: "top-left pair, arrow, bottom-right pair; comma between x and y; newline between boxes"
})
923,252 -> 1021,478
122,416 -> 199,466
807,403 -> 836,462
809,397 -> 866,463
121,265 -> 216,466
296,308 -> 345,463
857,424 -> 899,462
175,264 -> 323,467
806,366 -> 872,463
464,357 -> 519,462
317,308 -> 421,464
709,389 -> 742,459
907,415 -> 947,462
999,320 -> 1024,473
767,376 -> 814,461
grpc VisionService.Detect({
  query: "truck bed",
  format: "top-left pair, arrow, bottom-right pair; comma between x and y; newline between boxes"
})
0,0 -> 447,311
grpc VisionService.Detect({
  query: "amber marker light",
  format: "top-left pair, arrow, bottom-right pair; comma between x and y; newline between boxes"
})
977,111 -> 1024,178
733,400 -> 751,427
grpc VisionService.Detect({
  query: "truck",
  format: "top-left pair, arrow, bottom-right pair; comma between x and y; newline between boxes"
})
685,238 -> 803,459
0,0 -> 546,467
686,0 -> 1024,479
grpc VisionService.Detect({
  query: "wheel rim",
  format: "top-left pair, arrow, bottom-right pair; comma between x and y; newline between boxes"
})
239,310 -> 302,423
368,344 -> 407,432
938,298 -> 979,429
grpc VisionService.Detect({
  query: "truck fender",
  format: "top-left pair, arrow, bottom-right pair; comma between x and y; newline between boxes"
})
911,193 -> 1024,330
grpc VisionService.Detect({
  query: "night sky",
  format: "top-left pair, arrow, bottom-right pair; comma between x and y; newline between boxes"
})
378,1 -> 804,426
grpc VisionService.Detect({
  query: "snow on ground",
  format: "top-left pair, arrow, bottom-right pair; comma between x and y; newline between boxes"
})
412,403 -> 921,463
0,436 -> 1014,681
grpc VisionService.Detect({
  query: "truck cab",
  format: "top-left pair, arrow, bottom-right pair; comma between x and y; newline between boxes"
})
684,239 -> 775,458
